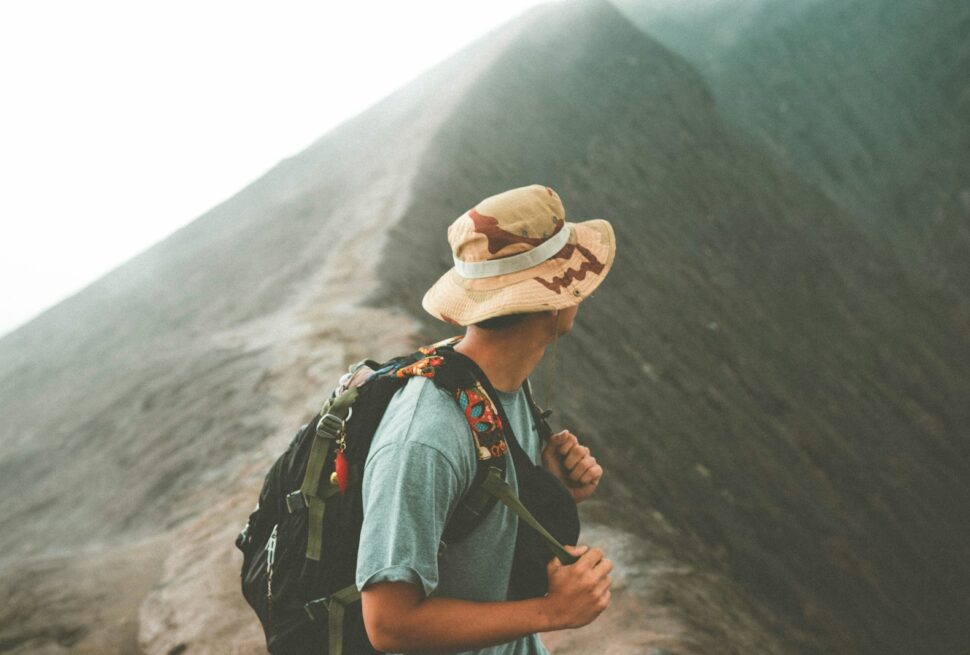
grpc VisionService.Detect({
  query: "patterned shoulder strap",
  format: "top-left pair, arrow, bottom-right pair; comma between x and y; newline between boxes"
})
373,336 -> 508,463
384,337 -> 512,549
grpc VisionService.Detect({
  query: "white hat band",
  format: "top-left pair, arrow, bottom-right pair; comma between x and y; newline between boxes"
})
453,225 -> 572,279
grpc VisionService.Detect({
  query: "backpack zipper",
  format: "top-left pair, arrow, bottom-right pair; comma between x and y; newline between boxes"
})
266,524 -> 278,631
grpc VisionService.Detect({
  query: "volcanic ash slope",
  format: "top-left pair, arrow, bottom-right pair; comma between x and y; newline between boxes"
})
383,1 -> 970,654
1,1 -> 969,654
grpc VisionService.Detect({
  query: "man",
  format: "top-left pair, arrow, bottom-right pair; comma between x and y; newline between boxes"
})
356,184 -> 616,654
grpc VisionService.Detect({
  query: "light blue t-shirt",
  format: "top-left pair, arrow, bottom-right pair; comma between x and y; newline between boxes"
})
356,376 -> 550,655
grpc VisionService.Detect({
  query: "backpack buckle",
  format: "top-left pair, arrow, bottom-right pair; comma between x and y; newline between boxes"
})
316,412 -> 346,440
304,597 -> 329,622
304,586 -> 361,622
285,490 -> 308,513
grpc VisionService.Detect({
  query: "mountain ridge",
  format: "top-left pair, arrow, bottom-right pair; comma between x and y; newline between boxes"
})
2,1 -> 969,654
382,2 -> 970,652
614,0 -> 970,322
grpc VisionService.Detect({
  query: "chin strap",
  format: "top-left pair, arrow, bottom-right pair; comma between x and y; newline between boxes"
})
523,378 -> 553,443
543,309 -> 560,414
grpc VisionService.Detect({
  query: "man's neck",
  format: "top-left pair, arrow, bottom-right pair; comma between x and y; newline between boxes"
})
454,316 -> 554,392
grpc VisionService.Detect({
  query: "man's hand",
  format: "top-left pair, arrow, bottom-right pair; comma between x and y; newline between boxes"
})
360,547 -> 612,652
543,544 -> 613,629
541,430 -> 603,503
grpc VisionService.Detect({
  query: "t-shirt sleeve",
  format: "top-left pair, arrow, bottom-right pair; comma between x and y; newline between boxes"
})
355,439 -> 464,597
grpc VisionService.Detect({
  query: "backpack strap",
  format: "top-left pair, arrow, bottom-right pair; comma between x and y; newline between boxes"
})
479,467 -> 576,564
293,336 -> 502,561
294,336 -> 563,563
380,338 -> 514,549
291,355 -> 411,561
410,343 -> 508,548
522,378 -> 554,443
295,385 -> 360,561
376,336 -> 510,466
437,348 -> 577,565
303,583 -> 361,655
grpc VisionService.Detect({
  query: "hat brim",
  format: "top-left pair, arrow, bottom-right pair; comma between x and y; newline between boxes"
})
422,218 -> 615,326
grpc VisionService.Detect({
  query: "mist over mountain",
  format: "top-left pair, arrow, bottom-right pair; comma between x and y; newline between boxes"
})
2,1 -> 968,654
615,0 -> 970,318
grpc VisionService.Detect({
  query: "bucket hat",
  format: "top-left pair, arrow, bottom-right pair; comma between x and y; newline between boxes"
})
422,184 -> 616,326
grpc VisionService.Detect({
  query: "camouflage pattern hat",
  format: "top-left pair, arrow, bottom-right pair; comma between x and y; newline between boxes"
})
423,184 -> 616,326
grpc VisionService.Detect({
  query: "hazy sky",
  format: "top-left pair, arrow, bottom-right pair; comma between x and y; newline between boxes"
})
0,0 -> 553,338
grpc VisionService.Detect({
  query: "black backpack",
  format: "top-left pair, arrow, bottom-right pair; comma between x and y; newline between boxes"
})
235,338 -> 579,655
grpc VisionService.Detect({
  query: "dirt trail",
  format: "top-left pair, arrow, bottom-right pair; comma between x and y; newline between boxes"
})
134,14 -> 541,654
0,537 -> 166,655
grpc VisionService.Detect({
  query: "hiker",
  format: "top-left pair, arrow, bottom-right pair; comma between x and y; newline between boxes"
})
356,184 -> 617,654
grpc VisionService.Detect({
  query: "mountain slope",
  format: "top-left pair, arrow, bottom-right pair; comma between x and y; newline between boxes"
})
382,2 -> 970,653
615,0 -> 970,318
0,18 -> 528,654
2,1 -> 969,654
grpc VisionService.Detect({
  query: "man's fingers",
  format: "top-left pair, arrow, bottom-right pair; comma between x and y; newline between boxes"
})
563,445 -> 591,470
594,576 -> 613,597
575,547 -> 604,571
550,430 -> 570,442
554,431 -> 578,454
541,441 -> 560,463
594,557 -> 613,576
579,464 -> 603,486
593,582 -> 610,609
552,544 -> 587,571
546,433 -> 603,500
576,459 -> 603,485
568,456 -> 597,482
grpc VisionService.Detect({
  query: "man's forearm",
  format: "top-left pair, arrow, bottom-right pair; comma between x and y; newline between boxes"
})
363,583 -> 557,653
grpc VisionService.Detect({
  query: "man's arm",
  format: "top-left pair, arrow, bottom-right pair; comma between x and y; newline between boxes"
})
361,545 -> 613,654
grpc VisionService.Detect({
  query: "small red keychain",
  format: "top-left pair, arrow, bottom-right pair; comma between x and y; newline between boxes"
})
334,450 -> 349,493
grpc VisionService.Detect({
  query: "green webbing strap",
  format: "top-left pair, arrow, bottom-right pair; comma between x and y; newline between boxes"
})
326,384 -> 360,421
439,468 -> 501,546
300,386 -> 360,561
457,480 -> 497,519
302,435 -> 332,500
479,467 -> 578,565
305,497 -> 327,562
328,584 -> 361,655
328,599 -> 343,655
304,584 -> 361,655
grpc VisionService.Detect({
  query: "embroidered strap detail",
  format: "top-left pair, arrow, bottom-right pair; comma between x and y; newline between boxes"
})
419,335 -> 462,355
377,337 -> 507,462
393,355 -> 446,379
457,382 -> 508,460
